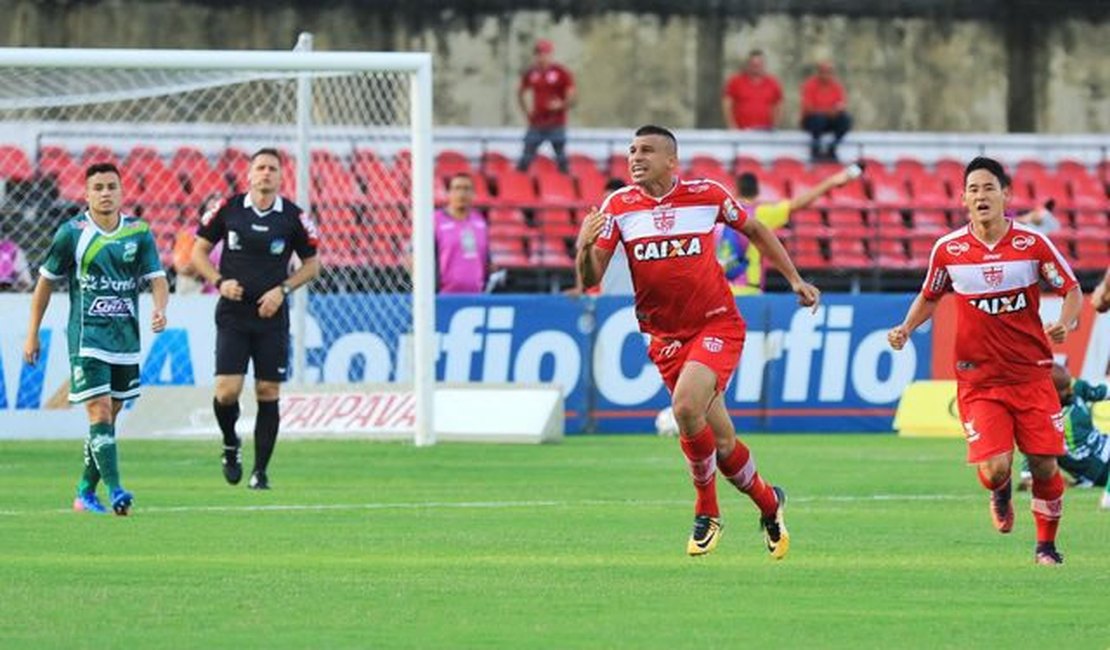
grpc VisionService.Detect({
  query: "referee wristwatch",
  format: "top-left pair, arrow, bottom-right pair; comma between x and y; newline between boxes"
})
281,282 -> 293,296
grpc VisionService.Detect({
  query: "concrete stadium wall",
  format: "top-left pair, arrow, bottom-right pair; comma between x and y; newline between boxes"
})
1,2 -> 1107,134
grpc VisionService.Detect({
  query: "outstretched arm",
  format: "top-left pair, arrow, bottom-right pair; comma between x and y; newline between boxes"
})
789,168 -> 852,212
739,217 -> 820,311
888,293 -> 939,350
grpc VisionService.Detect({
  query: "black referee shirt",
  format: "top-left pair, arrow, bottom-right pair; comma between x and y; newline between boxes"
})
196,193 -> 319,320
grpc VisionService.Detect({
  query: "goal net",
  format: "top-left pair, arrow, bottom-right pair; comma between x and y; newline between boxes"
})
0,39 -> 437,445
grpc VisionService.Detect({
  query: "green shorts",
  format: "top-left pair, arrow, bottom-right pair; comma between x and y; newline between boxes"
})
69,356 -> 141,403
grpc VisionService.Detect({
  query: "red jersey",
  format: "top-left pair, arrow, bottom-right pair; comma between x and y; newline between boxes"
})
800,76 -> 846,115
723,73 -> 783,129
595,179 -> 749,340
519,63 -> 575,128
922,222 -> 1077,386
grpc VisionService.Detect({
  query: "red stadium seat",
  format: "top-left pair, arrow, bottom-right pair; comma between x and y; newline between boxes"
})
481,151 -> 514,176
490,169 -> 537,205
790,236 -> 826,269
686,155 -> 735,190
732,155 -> 762,176
1015,159 -> 1049,181
528,155 -> 561,177
39,146 -> 84,201
907,174 -> 953,209
910,209 -> 950,235
534,172 -> 579,205
1068,172 -> 1106,210
873,210 -> 912,238
530,236 -> 574,269
1007,176 -> 1036,211
869,175 -> 911,207
488,208 -> 533,239
607,153 -> 630,184
893,158 -> 927,184
81,144 -> 119,168
1074,238 -> 1110,271
534,208 -> 578,239
188,169 -> 228,201
825,208 -> 869,238
874,238 -> 910,270
934,158 -> 965,192
434,150 -> 472,177
908,236 -> 938,268
770,157 -> 806,180
753,172 -> 788,203
789,209 -> 827,237
216,148 -> 251,184
137,169 -> 187,207
0,144 -> 33,181
490,236 -> 529,267
1028,174 -> 1072,209
828,238 -> 871,269
826,175 -> 870,208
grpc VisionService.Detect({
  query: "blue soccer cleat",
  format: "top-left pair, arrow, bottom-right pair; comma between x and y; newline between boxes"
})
109,487 -> 134,516
73,491 -> 109,514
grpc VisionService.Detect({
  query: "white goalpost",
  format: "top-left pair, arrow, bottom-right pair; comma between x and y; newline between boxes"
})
0,38 -> 437,446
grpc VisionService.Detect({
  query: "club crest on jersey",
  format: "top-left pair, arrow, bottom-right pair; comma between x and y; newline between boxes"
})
981,265 -> 1004,288
1011,234 -> 1036,251
722,198 -> 742,223
969,291 -> 1027,315
1041,262 -> 1065,288
270,238 -> 286,255
122,241 -> 137,262
946,241 -> 970,256
652,204 -> 676,234
702,336 -> 724,353
632,237 -> 702,261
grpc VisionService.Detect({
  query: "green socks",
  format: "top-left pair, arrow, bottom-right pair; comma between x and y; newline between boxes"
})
87,422 -> 120,491
76,439 -> 101,495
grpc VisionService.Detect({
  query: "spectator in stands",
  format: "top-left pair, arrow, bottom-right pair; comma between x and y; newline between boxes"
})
434,173 -> 491,293
0,219 -> 32,291
516,39 -> 576,174
173,194 -> 223,294
716,165 -> 860,295
800,60 -> 852,162
1014,199 -> 1060,235
721,49 -> 783,130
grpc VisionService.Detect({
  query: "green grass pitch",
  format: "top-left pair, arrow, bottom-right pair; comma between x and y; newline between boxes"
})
1,434 -> 1108,649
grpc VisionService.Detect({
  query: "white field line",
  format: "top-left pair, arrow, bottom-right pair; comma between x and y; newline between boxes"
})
0,493 -> 978,517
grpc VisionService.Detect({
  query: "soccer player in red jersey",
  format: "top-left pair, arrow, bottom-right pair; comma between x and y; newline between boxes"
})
575,125 -> 820,557
888,157 -> 1082,565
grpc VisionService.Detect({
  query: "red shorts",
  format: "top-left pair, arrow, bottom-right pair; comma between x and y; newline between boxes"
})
956,377 -> 1065,463
647,321 -> 746,395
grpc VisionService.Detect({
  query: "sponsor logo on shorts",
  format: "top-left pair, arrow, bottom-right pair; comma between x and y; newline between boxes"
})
1011,234 -> 1036,251
72,365 -> 85,388
652,204 -> 675,234
969,291 -> 1027,315
658,340 -> 682,359
963,420 -> 980,443
702,336 -> 724,353
88,296 -> 135,317
270,238 -> 286,255
981,265 -> 1004,288
1051,410 -> 1064,432
632,237 -> 702,261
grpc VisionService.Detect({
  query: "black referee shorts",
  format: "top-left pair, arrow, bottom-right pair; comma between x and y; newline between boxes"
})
215,308 -> 289,382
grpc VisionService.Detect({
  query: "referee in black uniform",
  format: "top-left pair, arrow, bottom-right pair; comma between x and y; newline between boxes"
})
191,148 -> 320,489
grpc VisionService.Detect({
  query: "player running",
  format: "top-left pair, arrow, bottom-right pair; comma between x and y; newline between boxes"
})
888,157 -> 1082,565
575,125 -> 820,557
23,162 -> 169,516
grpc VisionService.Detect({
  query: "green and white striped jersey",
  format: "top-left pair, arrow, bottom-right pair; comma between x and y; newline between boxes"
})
39,213 -> 165,364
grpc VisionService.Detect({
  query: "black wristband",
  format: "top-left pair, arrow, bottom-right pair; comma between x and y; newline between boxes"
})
215,276 -> 224,288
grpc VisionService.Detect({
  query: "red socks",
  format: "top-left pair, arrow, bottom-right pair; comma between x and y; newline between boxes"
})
679,425 -> 719,518
1031,471 -> 1065,544
717,440 -> 778,518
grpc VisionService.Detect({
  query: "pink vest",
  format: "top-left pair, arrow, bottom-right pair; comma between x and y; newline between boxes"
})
434,209 -> 489,293
0,240 -> 21,284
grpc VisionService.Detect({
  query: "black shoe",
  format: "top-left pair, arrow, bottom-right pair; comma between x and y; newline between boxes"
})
1034,542 -> 1064,565
222,439 -> 242,485
248,471 -> 270,490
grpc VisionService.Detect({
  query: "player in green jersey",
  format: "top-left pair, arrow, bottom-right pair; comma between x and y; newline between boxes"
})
1018,364 -> 1110,510
23,162 -> 169,515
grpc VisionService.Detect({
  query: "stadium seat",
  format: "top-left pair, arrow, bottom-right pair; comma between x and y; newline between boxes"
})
934,158 -> 965,192
481,151 -> 514,176
790,236 -> 826,269
827,175 -> 870,208
732,155 -> 762,176
874,238 -> 910,270
1015,159 -> 1049,181
788,172 -> 832,209
530,236 -> 574,269
187,169 -> 228,200
0,144 -> 33,181
434,150 -> 472,177
527,155 -> 562,177
216,148 -> 251,185
770,156 -> 806,180
686,155 -> 735,190
490,169 -> 537,205
137,169 -> 188,207
869,175 -> 911,207
487,208 -> 533,239
907,174 -> 953,209
1073,238 -> 1110,271
828,238 -> 870,269
81,144 -> 119,168
534,172 -> 579,205
893,158 -> 927,184
353,152 -> 408,206
911,209 -> 951,235
607,153 -> 630,184
1029,173 -> 1072,209
1007,176 -> 1037,211
789,209 -> 827,237
534,208 -> 578,239
1068,172 -> 1106,210
753,172 -> 788,203
171,146 -> 211,176
825,208 -> 870,239
489,236 -> 530,267
873,210 -> 912,238
39,146 -> 85,202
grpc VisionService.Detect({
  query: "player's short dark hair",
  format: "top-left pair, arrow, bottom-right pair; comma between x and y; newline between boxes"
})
250,147 -> 283,165
963,156 -> 1010,189
85,162 -> 121,180
634,124 -> 678,154
748,49 -> 764,58
738,172 -> 760,198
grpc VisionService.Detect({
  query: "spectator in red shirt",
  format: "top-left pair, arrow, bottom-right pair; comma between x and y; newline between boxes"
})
516,39 -> 576,174
800,60 -> 853,162
721,49 -> 783,130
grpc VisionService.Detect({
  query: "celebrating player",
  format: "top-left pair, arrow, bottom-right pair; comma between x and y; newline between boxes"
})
888,157 -> 1082,565
191,148 -> 320,490
23,162 -> 169,515
576,125 -> 820,557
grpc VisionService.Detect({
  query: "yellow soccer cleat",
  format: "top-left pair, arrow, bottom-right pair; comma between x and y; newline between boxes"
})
687,515 -> 722,556
760,486 -> 790,560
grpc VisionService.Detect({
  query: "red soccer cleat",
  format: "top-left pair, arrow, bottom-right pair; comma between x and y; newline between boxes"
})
989,482 -> 1014,534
